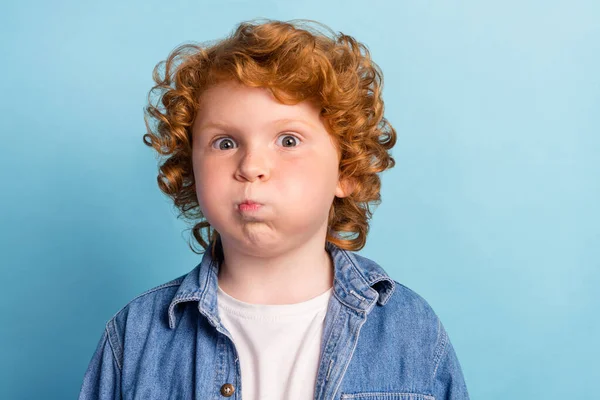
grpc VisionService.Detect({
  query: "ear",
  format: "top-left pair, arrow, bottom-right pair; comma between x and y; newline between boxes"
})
335,176 -> 355,198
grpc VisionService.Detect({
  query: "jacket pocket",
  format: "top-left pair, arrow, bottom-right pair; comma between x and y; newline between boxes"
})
340,393 -> 434,400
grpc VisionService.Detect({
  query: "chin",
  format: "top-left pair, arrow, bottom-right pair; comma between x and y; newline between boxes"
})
227,233 -> 292,256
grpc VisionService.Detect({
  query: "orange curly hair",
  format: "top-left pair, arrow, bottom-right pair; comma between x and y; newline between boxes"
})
142,18 -> 397,260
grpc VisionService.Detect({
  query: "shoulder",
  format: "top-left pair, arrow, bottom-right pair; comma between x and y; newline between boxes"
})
388,279 -> 440,321
348,250 -> 441,328
88,273 -> 188,371
392,279 -> 444,338
103,273 -> 187,335
370,278 -> 449,370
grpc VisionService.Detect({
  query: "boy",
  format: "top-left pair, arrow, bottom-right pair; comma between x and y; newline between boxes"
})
79,18 -> 470,399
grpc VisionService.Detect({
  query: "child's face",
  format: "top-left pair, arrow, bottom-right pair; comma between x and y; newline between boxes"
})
191,80 -> 348,256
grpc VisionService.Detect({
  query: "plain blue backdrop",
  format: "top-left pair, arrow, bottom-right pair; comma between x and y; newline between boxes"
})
1,0 -> 598,398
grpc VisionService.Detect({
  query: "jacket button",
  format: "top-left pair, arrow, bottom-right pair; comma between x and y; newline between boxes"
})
220,383 -> 235,397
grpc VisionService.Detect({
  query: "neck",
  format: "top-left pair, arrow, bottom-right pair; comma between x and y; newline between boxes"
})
216,234 -> 334,305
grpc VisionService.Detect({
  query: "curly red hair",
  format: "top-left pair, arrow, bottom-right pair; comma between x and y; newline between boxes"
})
143,18 -> 397,259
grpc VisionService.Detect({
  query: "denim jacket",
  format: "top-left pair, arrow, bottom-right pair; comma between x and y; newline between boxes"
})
78,240 -> 470,399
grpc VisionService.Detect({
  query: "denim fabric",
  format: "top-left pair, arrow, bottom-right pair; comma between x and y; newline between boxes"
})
78,241 -> 469,399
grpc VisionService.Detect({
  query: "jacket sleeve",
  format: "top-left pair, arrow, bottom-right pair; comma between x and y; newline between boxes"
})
78,327 -> 122,400
432,322 -> 470,400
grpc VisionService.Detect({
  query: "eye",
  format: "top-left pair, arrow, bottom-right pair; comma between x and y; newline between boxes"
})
277,134 -> 301,148
212,137 -> 237,150
211,134 -> 301,150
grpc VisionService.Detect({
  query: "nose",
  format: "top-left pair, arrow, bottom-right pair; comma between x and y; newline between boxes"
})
234,146 -> 271,182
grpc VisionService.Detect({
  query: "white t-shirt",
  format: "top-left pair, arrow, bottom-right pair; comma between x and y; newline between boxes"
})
216,284 -> 333,400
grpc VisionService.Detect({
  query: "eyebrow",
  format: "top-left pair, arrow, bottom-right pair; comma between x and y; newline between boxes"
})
197,118 -> 317,132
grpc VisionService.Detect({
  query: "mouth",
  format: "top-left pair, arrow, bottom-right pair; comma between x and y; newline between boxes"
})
238,199 -> 263,212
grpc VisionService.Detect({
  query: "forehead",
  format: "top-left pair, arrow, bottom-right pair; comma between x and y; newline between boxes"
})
194,80 -> 324,131
192,80 -> 340,157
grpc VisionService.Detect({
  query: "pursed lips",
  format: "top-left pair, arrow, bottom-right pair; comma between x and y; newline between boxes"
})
238,199 -> 262,212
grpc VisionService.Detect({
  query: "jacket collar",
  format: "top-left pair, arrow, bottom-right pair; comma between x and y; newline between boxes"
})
167,240 -> 396,329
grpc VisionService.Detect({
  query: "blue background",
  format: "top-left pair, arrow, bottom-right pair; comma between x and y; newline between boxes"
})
1,0 -> 598,398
